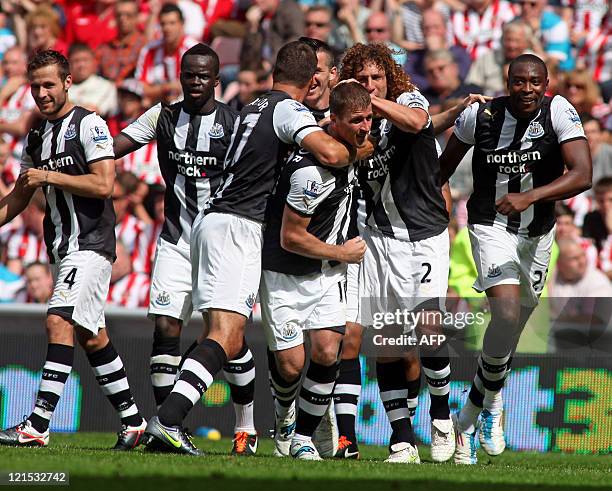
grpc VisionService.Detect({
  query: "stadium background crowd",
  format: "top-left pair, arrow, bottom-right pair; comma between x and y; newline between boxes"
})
0,0 -> 609,308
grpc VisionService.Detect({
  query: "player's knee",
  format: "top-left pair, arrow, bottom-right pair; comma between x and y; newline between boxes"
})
311,345 -> 338,366
45,315 -> 73,343
78,330 -> 109,353
154,316 -> 181,338
277,357 -> 303,382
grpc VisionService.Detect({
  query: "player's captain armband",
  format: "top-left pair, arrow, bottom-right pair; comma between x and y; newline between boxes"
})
453,102 -> 479,145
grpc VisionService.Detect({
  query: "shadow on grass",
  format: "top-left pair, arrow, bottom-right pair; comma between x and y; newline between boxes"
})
66,477 -> 600,491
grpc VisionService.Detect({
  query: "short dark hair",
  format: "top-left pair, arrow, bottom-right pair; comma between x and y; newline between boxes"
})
25,261 -> 51,275
555,202 -> 574,218
273,41 -> 317,88
182,43 -> 219,75
27,49 -> 70,81
299,37 -> 335,68
508,53 -> 548,79
594,176 -> 612,194
160,2 -> 183,22
68,42 -> 94,58
330,81 -> 371,119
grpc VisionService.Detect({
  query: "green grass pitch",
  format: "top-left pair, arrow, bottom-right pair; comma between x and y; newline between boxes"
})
0,433 -> 609,491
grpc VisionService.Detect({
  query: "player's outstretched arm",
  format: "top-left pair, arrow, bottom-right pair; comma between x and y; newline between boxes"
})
281,205 -> 366,263
0,176 -> 35,227
431,94 -> 492,136
300,131 -> 356,168
113,133 -> 144,159
40,159 -> 115,200
495,139 -> 592,216
370,95 -> 429,133
439,134 -> 473,185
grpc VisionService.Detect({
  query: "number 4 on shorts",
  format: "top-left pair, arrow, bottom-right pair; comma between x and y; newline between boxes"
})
63,267 -> 77,289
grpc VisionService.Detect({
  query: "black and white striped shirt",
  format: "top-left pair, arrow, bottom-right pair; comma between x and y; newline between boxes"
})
454,95 -> 587,236
262,148 -> 354,275
21,106 -> 116,263
207,90 -> 322,223
121,101 -> 238,246
357,91 -> 448,242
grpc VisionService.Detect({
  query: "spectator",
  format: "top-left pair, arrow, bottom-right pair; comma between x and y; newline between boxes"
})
518,0 -> 574,71
113,173 -> 158,274
24,5 -> 68,56
96,0 -> 148,84
465,19 -> 541,96
399,0 -> 450,51
227,68 -> 260,112
582,114 -> 612,187
449,0 -> 516,60
112,80 -> 162,186
304,5 -> 344,56
5,189 -> 46,276
146,0 -> 205,42
576,13 -> 611,85
583,177 -> 612,257
550,239 -> 612,300
0,258 -> 24,303
136,3 -> 198,104
559,68 -> 605,117
24,261 -> 53,304
422,49 -> 482,111
68,43 -> 118,118
548,239 -> 612,354
0,46 -> 37,161
561,0 -> 609,46
0,8 -> 16,59
364,12 -> 406,65
108,241 -> 151,308
63,0 -> 117,50
240,0 -> 304,67
404,7 -> 471,91
555,203 -> 598,269
333,0 -> 370,49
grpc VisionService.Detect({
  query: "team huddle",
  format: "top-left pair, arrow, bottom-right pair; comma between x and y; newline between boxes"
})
0,37 -> 591,465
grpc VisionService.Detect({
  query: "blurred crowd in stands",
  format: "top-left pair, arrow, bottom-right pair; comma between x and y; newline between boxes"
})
0,0 -> 609,307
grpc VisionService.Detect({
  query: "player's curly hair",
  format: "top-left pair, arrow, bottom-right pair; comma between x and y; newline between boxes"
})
340,43 -> 416,101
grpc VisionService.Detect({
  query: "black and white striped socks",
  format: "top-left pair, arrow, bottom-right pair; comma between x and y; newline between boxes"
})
150,334 -> 181,409
87,342 -> 143,427
29,344 -> 74,433
295,360 -> 338,439
157,339 -> 227,427
223,340 -> 256,433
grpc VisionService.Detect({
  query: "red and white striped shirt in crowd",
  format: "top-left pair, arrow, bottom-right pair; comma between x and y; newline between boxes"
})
117,142 -> 163,185
115,214 -> 161,275
108,272 -> 151,308
564,194 -> 594,228
135,36 -> 198,85
450,0 -> 517,60
1,155 -> 21,187
6,227 -> 47,265
562,0 -> 609,40
577,237 -> 599,269
577,14 -> 611,83
0,84 -> 35,159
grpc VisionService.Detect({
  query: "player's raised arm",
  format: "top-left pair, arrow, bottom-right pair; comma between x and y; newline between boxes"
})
369,94 -> 429,133
431,94 -> 492,135
439,101 -> 478,184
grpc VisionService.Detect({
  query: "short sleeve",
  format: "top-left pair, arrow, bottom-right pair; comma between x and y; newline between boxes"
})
453,102 -> 479,145
19,134 -> 34,173
80,113 -> 114,164
273,99 -> 322,145
396,90 -> 430,111
550,96 -> 586,143
286,165 -> 336,216
121,103 -> 161,145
